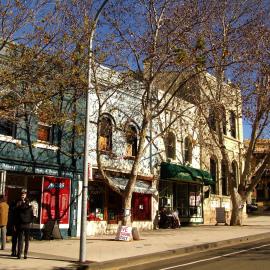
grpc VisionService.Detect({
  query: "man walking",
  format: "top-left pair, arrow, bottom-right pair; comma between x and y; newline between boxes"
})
15,189 -> 33,259
0,195 -> 9,250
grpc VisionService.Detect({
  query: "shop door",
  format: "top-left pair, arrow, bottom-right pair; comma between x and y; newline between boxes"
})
0,170 -> 6,195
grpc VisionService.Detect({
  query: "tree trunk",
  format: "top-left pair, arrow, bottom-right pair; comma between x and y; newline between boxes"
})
122,193 -> 133,226
230,188 -> 243,225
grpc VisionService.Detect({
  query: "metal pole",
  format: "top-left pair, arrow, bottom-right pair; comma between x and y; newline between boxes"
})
79,0 -> 109,263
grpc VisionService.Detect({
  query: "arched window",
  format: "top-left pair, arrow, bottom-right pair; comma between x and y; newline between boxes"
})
229,111 -> 237,138
208,108 -> 216,131
210,157 -> 217,194
126,124 -> 138,157
165,132 -> 176,160
231,161 -> 238,186
221,160 -> 228,196
184,136 -> 192,164
221,107 -> 227,135
99,115 -> 113,152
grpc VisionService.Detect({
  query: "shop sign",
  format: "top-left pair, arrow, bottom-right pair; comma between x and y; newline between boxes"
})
36,168 -> 58,176
0,163 -> 16,171
115,226 -> 133,241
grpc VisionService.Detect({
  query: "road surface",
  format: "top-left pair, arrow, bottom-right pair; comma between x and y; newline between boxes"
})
123,238 -> 270,270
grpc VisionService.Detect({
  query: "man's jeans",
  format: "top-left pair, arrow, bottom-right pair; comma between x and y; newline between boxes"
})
0,225 -> 7,250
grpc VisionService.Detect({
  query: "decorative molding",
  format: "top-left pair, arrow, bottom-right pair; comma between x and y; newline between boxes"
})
0,134 -> 22,145
33,141 -> 59,151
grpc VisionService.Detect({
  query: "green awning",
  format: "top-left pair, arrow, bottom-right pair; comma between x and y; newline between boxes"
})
200,170 -> 215,185
160,162 -> 214,185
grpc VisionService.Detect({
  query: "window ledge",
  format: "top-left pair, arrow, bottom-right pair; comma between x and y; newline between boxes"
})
0,134 -> 22,145
33,142 -> 59,151
124,156 -> 136,160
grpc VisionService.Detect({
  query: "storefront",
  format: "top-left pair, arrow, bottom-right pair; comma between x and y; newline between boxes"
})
0,163 -> 78,238
159,162 -> 214,224
85,171 -> 156,235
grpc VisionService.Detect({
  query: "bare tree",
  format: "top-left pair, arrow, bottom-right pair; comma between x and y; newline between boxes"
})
181,0 -> 270,225
89,0 -> 217,226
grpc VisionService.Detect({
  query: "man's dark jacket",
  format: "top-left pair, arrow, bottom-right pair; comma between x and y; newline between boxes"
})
15,200 -> 33,228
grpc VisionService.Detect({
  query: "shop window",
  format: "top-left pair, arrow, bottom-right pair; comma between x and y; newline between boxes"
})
41,176 -> 71,225
132,192 -> 151,221
189,184 -> 202,217
99,115 -> 113,152
159,181 -> 173,210
125,124 -> 138,157
176,183 -> 189,217
88,182 -> 105,221
184,137 -> 192,164
229,111 -> 237,138
165,132 -> 176,160
0,119 -> 16,138
37,123 -> 54,143
210,157 -> 217,194
108,189 -> 122,223
221,160 -> 228,196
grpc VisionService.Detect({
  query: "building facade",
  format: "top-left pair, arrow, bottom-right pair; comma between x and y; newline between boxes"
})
0,91 -> 85,238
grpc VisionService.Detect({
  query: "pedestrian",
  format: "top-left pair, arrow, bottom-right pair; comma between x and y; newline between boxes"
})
9,200 -> 18,257
0,195 -> 9,250
171,208 -> 181,229
29,196 -> 39,223
15,189 -> 33,259
159,207 -> 168,229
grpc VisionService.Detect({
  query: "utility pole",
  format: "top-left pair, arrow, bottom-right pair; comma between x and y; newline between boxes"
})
79,0 -> 109,263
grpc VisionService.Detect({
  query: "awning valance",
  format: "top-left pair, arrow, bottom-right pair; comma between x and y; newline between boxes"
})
112,177 -> 156,194
160,162 -> 214,185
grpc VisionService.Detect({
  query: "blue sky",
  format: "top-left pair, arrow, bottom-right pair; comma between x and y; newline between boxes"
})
243,120 -> 251,139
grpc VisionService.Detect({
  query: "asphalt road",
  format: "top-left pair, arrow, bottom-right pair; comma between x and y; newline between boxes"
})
123,238 -> 270,270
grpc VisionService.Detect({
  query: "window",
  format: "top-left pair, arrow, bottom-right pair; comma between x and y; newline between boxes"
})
221,160 -> 228,196
189,184 -> 202,217
88,182 -> 105,221
37,123 -> 54,143
210,158 -> 217,194
232,161 -> 238,186
125,124 -> 138,157
176,183 -> 189,217
132,193 -> 151,221
184,137 -> 192,164
208,108 -> 216,131
0,119 -> 16,137
165,132 -> 176,160
99,115 -> 113,152
37,109 -> 54,144
229,111 -> 237,138
221,107 -> 227,135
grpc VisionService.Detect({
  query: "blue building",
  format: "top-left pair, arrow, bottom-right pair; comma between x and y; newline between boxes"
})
0,90 -> 85,238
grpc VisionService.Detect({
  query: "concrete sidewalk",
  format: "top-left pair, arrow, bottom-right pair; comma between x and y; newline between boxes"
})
1,214 -> 270,270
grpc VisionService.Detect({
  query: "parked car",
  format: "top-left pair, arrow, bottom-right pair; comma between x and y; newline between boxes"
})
246,203 -> 258,213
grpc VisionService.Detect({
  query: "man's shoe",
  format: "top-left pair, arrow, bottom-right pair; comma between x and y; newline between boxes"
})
17,255 -> 21,259
24,254 -> 27,259
11,253 -> 16,257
